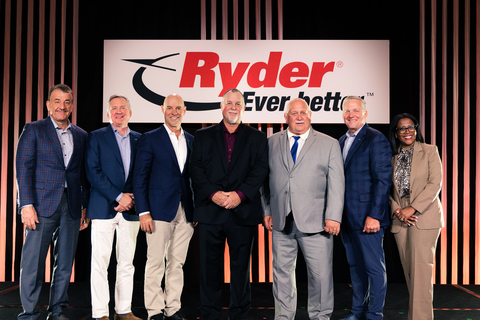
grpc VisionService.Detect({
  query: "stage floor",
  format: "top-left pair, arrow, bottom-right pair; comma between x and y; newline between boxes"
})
1,282 -> 479,319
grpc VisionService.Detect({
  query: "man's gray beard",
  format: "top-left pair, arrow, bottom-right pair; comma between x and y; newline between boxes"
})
227,115 -> 239,124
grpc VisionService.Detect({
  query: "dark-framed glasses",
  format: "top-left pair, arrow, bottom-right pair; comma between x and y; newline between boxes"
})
396,125 -> 417,134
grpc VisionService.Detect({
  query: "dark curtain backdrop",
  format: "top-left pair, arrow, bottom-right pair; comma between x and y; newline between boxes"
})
75,0 -> 419,284
3,0 -> 478,286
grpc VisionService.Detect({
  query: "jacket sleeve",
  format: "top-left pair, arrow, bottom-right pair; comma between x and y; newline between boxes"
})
236,132 -> 269,202
16,123 -> 36,208
410,145 -> 442,214
368,133 -> 393,221
325,140 -> 345,222
132,134 -> 154,214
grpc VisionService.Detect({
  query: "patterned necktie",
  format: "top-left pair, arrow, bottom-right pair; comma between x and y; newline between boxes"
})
291,136 -> 300,163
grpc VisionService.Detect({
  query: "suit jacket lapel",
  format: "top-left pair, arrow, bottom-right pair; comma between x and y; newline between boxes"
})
184,133 -> 193,175
215,122 -> 228,174
45,117 -> 66,165
128,131 -> 139,175
229,123 -> 246,171
293,129 -> 315,168
280,131 -> 293,172
344,124 -> 368,168
69,125 -> 83,169
159,126 -> 182,173
410,141 -> 423,188
104,125 -> 124,170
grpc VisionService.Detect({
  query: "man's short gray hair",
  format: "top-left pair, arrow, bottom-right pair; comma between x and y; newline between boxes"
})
342,96 -> 366,114
108,94 -> 131,111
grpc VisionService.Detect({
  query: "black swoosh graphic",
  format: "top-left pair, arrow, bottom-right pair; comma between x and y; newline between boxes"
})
126,53 -> 220,111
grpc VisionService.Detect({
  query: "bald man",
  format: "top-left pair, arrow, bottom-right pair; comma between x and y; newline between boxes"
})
133,94 -> 195,320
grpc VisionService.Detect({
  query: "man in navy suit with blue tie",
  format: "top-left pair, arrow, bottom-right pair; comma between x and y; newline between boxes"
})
16,84 -> 89,320
133,94 -> 194,320
85,95 -> 142,320
339,96 -> 392,320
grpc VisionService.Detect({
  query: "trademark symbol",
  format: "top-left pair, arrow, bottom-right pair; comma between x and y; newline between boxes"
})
336,61 -> 344,68
367,92 -> 374,96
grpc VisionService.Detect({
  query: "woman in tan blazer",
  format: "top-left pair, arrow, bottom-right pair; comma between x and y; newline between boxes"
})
388,113 -> 444,320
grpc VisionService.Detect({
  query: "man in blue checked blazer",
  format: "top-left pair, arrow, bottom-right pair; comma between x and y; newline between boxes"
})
85,95 -> 142,320
338,96 -> 392,320
15,84 -> 89,320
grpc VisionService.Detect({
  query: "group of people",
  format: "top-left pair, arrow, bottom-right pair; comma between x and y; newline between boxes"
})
15,84 -> 443,320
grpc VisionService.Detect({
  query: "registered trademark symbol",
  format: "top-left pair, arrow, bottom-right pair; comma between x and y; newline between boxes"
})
336,61 -> 344,68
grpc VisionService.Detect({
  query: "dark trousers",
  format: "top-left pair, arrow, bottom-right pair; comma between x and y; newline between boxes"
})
198,214 -> 255,320
341,227 -> 387,320
18,190 -> 80,320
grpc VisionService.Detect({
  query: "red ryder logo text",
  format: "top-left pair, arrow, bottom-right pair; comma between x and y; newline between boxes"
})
179,52 -> 335,97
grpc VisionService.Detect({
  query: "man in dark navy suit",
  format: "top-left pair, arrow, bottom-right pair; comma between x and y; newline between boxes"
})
133,94 -> 194,320
16,84 -> 89,320
338,96 -> 392,320
189,89 -> 269,320
85,95 -> 141,320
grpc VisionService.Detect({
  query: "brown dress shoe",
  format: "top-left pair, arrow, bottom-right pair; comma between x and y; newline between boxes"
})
114,312 -> 141,320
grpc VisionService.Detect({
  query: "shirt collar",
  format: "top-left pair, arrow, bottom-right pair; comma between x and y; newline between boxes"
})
287,127 -> 310,141
50,116 -> 71,131
164,124 -> 184,137
345,123 -> 366,138
222,121 -> 240,134
111,125 -> 130,137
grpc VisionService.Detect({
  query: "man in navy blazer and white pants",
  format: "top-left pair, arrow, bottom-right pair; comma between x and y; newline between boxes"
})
133,94 -> 194,320
85,95 -> 141,320
16,84 -> 89,320
339,96 -> 392,320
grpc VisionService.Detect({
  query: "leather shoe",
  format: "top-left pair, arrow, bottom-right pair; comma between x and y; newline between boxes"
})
340,313 -> 362,320
150,313 -> 166,320
166,311 -> 187,320
46,312 -> 70,320
114,312 -> 141,320
340,312 -> 367,320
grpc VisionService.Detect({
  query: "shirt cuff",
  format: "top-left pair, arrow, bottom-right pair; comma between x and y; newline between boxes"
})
115,193 -> 123,203
209,192 -> 216,201
20,204 -> 33,210
236,190 -> 246,202
139,211 -> 150,216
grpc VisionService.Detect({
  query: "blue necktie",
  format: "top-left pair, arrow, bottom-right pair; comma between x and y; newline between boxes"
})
291,136 -> 300,163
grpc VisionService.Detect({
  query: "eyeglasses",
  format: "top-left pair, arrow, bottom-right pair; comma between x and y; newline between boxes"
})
396,125 -> 417,134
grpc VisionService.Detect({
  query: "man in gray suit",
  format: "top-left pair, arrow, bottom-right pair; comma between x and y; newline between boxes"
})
262,98 -> 345,320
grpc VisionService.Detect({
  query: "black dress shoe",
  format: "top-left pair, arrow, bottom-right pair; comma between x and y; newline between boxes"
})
166,311 -> 187,320
46,312 -> 70,320
150,313 -> 165,320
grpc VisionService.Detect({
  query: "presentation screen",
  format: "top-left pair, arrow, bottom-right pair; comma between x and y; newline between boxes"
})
104,40 -> 389,124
